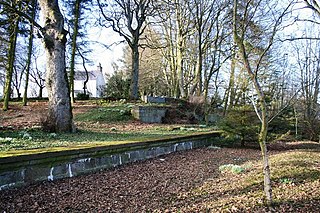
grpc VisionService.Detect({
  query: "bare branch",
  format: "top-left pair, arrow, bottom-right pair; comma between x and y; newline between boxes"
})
280,37 -> 320,42
304,0 -> 320,16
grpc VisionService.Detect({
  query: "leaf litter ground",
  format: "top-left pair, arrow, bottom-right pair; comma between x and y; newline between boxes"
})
0,141 -> 319,212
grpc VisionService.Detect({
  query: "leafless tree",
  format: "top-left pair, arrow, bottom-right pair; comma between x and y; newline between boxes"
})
233,0 -> 295,204
97,0 -> 156,100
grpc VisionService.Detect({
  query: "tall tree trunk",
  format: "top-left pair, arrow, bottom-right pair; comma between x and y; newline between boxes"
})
130,44 -> 139,100
259,112 -> 272,203
39,86 -> 43,99
223,44 -> 236,116
175,1 -> 186,99
69,0 -> 81,104
16,87 -> 21,100
204,78 -> 210,125
78,48 -> 89,96
3,7 -> 19,111
224,49 -> 236,114
22,0 -> 37,106
177,35 -> 185,98
196,33 -> 203,96
38,0 -> 74,133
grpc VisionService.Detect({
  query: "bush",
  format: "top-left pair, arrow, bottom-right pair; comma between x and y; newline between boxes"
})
268,106 -> 295,142
76,93 -> 90,100
104,71 -> 130,99
219,105 -> 260,146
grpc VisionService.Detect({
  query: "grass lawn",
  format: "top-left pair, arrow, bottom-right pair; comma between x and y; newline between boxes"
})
0,101 -> 218,155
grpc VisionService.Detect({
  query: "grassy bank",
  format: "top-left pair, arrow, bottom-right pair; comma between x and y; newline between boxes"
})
0,101 -> 218,155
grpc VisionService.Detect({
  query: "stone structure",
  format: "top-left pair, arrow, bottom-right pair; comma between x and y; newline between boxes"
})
141,96 -> 166,104
131,106 -> 167,123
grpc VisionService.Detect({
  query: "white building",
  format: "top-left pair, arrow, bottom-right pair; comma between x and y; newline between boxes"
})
74,64 -> 105,98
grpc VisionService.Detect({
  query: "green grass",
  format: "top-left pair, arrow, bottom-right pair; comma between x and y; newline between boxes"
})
75,104 -> 134,123
0,128 -> 217,153
0,101 -> 219,156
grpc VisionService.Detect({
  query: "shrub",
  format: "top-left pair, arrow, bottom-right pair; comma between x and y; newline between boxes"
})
104,71 -> 130,99
76,93 -> 90,100
219,105 -> 259,146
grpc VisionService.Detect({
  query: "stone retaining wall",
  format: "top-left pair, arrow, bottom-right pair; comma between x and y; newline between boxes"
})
0,132 -> 221,190
131,106 -> 167,123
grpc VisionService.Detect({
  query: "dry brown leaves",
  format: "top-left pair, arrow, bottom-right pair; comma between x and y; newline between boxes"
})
0,148 -> 262,212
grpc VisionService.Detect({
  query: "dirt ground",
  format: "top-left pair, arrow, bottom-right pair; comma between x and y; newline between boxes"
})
0,101 -> 162,132
0,101 -> 47,130
0,101 -> 97,130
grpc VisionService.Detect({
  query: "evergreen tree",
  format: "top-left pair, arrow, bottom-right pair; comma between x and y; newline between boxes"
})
64,0 -> 92,103
1,0 -> 21,110
22,0 -> 38,106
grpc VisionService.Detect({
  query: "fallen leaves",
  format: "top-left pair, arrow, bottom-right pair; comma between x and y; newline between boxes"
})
0,142 -> 319,212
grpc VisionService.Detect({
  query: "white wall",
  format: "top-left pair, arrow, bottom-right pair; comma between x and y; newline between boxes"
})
96,72 -> 105,97
74,79 -> 97,97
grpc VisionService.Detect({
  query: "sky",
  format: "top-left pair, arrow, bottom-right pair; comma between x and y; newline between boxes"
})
87,27 -> 124,75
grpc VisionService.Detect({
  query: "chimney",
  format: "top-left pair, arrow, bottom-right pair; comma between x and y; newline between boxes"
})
97,63 -> 102,72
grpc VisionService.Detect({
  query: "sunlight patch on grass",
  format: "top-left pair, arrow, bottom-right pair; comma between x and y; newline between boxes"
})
174,147 -> 320,211
74,106 -> 133,123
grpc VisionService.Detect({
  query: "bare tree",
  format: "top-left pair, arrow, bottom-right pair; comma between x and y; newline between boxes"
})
292,34 -> 320,140
156,0 -> 195,98
233,0 -> 294,204
11,43 -> 26,100
97,0 -> 155,100
22,0 -> 37,106
30,51 -> 45,98
187,0 -> 225,96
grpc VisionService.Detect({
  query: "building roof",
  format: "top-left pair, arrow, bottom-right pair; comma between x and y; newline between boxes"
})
74,70 -> 102,81
74,64 -> 103,81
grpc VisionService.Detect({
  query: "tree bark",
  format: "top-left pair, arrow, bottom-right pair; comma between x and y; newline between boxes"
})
196,34 -> 203,96
130,44 -> 140,100
38,0 -> 74,133
176,38 -> 185,98
259,115 -> 272,203
39,86 -> 43,99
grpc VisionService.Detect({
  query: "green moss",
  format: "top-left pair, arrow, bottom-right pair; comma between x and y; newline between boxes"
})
0,131 -> 221,158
